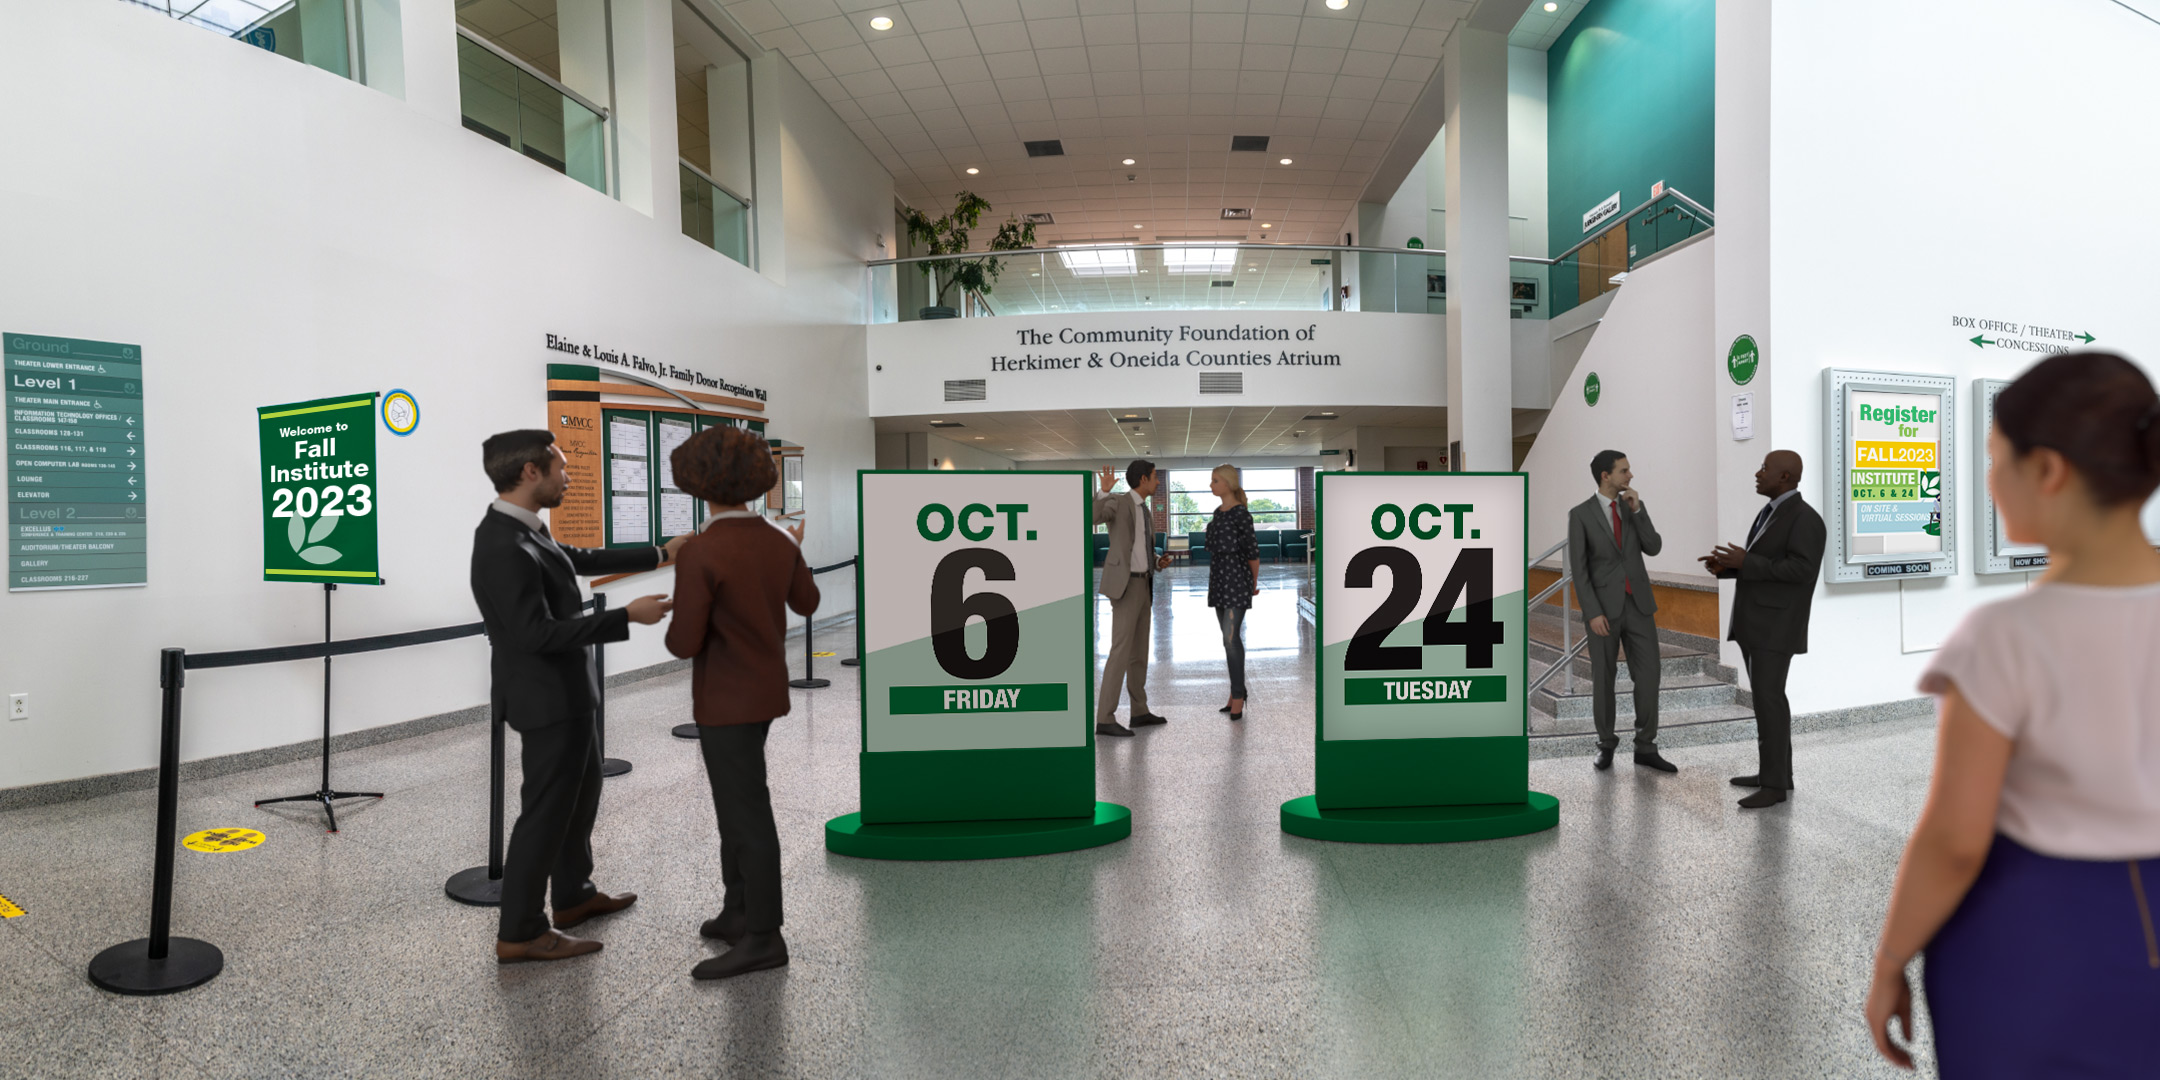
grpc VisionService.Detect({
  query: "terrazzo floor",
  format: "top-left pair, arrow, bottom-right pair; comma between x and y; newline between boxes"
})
0,566 -> 1942,1078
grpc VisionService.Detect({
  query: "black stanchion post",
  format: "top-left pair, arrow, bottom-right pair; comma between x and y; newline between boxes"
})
444,702 -> 506,906
594,591 -> 629,777
89,648 -> 224,995
790,605 -> 831,690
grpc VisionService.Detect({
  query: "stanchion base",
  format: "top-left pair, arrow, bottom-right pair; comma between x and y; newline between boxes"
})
600,758 -> 631,778
1279,792 -> 1559,844
839,658 -> 860,667
825,801 -> 1131,861
672,723 -> 701,741
88,937 -> 223,996
444,865 -> 504,906
789,678 -> 832,689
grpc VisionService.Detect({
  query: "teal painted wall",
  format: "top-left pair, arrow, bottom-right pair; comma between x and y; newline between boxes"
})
1546,0 -> 1715,259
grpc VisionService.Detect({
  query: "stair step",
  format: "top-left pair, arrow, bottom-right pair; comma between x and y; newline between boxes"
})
1528,702 -> 1755,739
1532,673 -> 1741,720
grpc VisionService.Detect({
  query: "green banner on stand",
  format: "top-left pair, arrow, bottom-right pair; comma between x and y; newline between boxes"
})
826,470 -> 1130,860
1284,472 -> 1557,843
257,392 -> 381,585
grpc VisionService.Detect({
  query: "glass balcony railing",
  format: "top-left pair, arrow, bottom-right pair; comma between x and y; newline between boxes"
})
1548,189 -> 1713,317
866,243 -> 1573,322
455,31 -> 607,196
126,0 -> 353,78
679,162 -> 751,266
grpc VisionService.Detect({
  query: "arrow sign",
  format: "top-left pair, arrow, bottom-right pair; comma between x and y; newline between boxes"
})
127,431 -> 136,441
1970,334 -> 1996,348
128,462 -> 138,471
126,447 -> 136,456
126,416 -> 136,426
128,492 -> 138,501
128,476 -> 138,487
2076,331 -> 2095,344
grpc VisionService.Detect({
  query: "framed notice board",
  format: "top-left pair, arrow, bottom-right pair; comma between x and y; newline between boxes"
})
546,362 -> 766,548
1973,378 -> 2047,574
1822,368 -> 1958,583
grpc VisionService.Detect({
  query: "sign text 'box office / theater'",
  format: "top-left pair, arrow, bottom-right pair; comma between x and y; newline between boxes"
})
1315,472 -> 1530,809
856,471 -> 1095,824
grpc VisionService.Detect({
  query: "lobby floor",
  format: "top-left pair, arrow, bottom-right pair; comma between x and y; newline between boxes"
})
0,566 -> 1939,1078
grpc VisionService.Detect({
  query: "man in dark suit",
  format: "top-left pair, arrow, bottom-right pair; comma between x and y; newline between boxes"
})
1566,450 -> 1678,773
471,430 -> 684,962
1700,449 -> 1826,809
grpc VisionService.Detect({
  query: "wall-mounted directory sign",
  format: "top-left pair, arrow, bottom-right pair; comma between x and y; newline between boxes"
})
856,470 -> 1093,823
1971,378 -> 2047,574
258,392 -> 381,585
7,332 -> 148,592
1822,369 -> 1958,582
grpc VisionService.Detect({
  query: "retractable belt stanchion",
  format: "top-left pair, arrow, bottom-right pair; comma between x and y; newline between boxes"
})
593,591 -> 630,777
89,649 -> 225,995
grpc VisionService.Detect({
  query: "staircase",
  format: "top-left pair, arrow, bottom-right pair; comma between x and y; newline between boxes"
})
1527,605 -> 1751,737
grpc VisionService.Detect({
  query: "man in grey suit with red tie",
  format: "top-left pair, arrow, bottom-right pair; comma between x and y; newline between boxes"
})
1566,450 -> 1678,773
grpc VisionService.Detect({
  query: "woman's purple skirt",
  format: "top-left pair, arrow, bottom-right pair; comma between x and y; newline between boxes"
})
1923,833 -> 2160,1077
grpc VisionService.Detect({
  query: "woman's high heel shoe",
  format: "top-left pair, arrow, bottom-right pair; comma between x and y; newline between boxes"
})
1228,698 -> 1244,721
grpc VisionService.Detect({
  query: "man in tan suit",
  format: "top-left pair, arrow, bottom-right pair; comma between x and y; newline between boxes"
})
1095,460 -> 1173,737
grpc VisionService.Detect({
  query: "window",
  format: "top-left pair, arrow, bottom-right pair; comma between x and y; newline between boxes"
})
1165,468 -> 1297,535
1161,244 -> 1238,275
130,0 -> 353,79
1057,245 -> 1138,277
676,0 -> 754,265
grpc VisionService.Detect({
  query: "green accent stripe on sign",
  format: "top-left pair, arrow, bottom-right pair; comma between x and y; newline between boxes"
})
1343,675 -> 1508,706
258,398 -> 375,420
889,683 -> 1069,715
266,568 -> 380,578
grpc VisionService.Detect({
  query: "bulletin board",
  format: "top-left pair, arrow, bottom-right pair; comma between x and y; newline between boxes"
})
1821,368 -> 1958,583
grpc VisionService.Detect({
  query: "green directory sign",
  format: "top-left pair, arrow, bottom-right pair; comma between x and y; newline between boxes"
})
826,470 -> 1130,860
257,393 -> 382,585
1283,472 -> 1557,843
6,332 -> 148,592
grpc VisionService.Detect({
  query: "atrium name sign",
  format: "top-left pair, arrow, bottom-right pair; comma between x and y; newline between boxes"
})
542,333 -> 767,401
994,323 -> 1340,372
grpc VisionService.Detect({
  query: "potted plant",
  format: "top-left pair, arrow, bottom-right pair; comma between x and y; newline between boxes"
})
903,192 -> 1036,319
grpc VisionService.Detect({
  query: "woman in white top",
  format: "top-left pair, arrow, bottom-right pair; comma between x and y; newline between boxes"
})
1866,351 -> 2160,1075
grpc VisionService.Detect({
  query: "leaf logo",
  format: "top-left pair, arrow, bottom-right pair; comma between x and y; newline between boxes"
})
1919,471 -> 1942,498
288,507 -> 342,565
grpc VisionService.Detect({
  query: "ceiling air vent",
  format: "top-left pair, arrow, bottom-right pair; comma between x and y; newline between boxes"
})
928,419 -> 966,428
1220,208 -> 1252,220
1302,412 -> 1339,420
1021,212 -> 1055,225
1210,280 -> 1235,288
1199,372 -> 1244,395
1023,140 -> 1065,157
944,380 -> 987,402
1229,135 -> 1270,152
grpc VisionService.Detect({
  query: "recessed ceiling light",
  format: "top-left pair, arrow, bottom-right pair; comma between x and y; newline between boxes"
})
1122,158 -> 1136,165
1326,0 -> 1348,8
1134,224 -> 1144,228
974,436 -> 985,440
1279,158 -> 1293,165
965,166 -> 979,174
1261,223 -> 1272,228
870,15 -> 893,30
1031,271 -> 1040,276
1544,1 -> 1558,9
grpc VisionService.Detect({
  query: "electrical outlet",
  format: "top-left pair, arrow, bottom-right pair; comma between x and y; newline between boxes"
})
7,694 -> 25,721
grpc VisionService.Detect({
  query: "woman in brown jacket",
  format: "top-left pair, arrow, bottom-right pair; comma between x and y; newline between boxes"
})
664,425 -> 818,981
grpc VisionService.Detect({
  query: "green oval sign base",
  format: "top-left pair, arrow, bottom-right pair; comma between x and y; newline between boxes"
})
1279,791 -> 1559,843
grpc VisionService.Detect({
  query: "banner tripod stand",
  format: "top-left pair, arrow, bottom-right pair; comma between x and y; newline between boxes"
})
254,583 -> 382,832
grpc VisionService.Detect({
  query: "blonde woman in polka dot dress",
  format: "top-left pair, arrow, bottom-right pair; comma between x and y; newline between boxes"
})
1205,464 -> 1261,720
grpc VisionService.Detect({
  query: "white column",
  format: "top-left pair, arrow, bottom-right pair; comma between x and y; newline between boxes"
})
556,0 -> 612,194
1443,22 -> 1511,472
353,0 -> 405,99
396,0 -> 460,126
1713,0 -> 1774,676
602,0 -> 680,229
750,51 -> 786,282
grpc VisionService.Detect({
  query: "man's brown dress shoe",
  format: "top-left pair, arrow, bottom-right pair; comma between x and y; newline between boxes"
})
553,890 -> 637,931
495,930 -> 602,964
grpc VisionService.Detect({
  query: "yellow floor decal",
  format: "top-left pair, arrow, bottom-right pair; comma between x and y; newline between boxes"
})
813,651 -> 837,657
0,893 -> 23,918
183,827 -> 266,854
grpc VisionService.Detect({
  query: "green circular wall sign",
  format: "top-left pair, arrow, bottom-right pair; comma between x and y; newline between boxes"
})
1727,334 -> 1760,385
1583,372 -> 1602,406
1405,237 -> 1424,249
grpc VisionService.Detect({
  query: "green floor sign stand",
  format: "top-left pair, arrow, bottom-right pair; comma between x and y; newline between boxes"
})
826,471 -> 1130,860
1282,472 -> 1559,843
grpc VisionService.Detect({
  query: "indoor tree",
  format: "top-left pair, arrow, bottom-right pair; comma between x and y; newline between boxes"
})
903,192 -> 1037,317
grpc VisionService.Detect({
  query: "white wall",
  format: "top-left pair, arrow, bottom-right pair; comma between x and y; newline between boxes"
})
1519,238 -> 1716,574
0,2 -> 891,788
1750,0 -> 2160,713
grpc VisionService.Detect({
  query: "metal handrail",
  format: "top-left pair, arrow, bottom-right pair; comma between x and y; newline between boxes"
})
678,158 -> 753,210
455,27 -> 612,122
1526,634 -> 1590,696
866,241 -> 1453,268
1527,188 -> 1714,266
